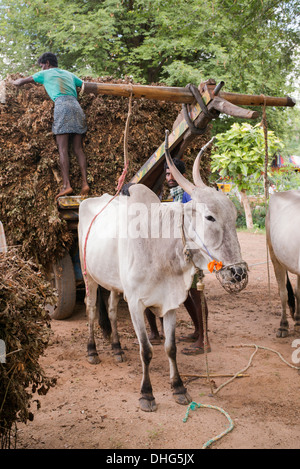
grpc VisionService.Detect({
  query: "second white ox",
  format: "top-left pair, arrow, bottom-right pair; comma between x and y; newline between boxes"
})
266,190 -> 300,338
78,135 -> 248,412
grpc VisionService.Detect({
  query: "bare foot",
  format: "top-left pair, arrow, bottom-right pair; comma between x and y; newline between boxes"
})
178,333 -> 198,343
181,345 -> 211,355
55,186 -> 73,200
81,184 -> 90,196
181,337 -> 211,355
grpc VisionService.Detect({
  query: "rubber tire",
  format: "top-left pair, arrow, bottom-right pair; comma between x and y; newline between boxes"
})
46,251 -> 76,320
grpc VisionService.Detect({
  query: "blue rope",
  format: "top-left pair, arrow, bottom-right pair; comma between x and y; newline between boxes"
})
183,401 -> 234,449
193,229 -> 215,260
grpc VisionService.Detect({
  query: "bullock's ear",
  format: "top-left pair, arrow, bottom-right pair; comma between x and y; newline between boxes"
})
120,183 -> 135,197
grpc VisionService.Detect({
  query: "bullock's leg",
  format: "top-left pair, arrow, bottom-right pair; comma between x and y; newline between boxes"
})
108,290 -> 123,362
277,271 -> 289,338
129,303 -> 157,412
268,244 -> 289,338
275,269 -> 289,338
86,276 -> 101,364
294,276 -> 300,334
163,310 -> 192,405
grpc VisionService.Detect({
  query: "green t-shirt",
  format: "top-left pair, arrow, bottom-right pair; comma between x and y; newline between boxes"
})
32,68 -> 83,101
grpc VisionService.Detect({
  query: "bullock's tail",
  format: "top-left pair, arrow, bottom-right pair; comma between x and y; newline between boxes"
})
286,272 -> 295,319
97,286 -> 112,339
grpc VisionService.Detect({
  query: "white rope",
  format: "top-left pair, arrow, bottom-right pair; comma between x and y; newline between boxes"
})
211,343 -> 300,396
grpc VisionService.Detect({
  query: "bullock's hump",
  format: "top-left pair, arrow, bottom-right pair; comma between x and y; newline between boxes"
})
123,183 -> 161,205
269,190 -> 300,212
267,190 -> 300,242
79,194 -> 117,218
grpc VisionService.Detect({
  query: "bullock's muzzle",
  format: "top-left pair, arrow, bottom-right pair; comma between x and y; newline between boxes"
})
215,262 -> 248,293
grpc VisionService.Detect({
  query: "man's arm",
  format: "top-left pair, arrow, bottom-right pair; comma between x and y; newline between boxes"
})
12,76 -> 34,86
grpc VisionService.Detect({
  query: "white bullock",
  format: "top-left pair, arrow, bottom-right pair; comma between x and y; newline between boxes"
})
266,190 -> 300,337
78,133 -> 248,412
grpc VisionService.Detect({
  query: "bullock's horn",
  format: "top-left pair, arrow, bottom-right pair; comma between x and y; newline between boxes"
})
192,136 -> 216,188
164,130 -> 195,195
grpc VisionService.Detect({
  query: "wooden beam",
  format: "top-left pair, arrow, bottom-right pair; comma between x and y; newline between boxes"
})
219,91 -> 296,108
81,82 -> 193,103
82,81 -> 296,107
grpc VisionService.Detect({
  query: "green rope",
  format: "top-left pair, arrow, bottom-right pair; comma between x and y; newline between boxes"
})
183,401 -> 234,449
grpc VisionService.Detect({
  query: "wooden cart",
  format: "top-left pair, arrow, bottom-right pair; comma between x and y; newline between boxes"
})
48,79 -> 295,319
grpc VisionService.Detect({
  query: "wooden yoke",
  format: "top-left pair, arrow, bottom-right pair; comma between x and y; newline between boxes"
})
81,79 -> 296,192
171,79 -> 260,160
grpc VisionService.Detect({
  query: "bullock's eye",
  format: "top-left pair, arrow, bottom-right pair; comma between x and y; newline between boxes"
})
205,215 -> 216,222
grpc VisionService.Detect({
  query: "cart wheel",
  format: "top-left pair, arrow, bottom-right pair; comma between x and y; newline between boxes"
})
46,251 -> 76,320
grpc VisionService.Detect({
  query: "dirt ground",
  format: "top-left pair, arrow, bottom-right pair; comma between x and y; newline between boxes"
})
16,231 -> 300,450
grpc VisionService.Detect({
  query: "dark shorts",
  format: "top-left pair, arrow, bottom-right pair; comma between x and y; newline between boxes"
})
52,95 -> 87,135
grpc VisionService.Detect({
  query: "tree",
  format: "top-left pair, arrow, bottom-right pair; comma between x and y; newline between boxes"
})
1,1 -> 299,85
0,0 -> 299,138
210,122 -> 283,229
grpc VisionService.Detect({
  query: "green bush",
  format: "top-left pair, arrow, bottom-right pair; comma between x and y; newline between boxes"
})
251,204 -> 267,229
230,195 -> 267,229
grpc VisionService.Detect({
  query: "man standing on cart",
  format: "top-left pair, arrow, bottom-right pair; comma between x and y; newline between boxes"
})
12,52 -> 89,199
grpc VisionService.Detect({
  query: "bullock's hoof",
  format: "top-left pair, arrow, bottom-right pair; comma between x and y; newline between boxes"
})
276,328 -> 289,338
112,343 -> 124,362
173,390 -> 192,406
88,354 -> 101,365
139,397 -> 157,412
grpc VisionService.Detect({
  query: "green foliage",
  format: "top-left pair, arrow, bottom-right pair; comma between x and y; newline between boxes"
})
251,204 -> 267,230
0,0 -> 299,148
210,122 -> 283,191
230,195 -> 267,229
270,167 -> 300,191
281,106 -> 300,156
1,0 -> 299,87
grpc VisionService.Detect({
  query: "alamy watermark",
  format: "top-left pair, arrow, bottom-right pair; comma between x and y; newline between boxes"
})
94,199 -> 207,244
291,339 -> 300,365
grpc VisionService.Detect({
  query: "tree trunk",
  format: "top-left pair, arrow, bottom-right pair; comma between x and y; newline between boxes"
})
240,189 -> 253,229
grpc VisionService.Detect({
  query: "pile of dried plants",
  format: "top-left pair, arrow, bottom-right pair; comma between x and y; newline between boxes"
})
0,249 -> 57,449
0,76 -> 211,267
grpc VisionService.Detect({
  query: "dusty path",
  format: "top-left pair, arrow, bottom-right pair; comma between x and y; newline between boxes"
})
17,231 -> 300,450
